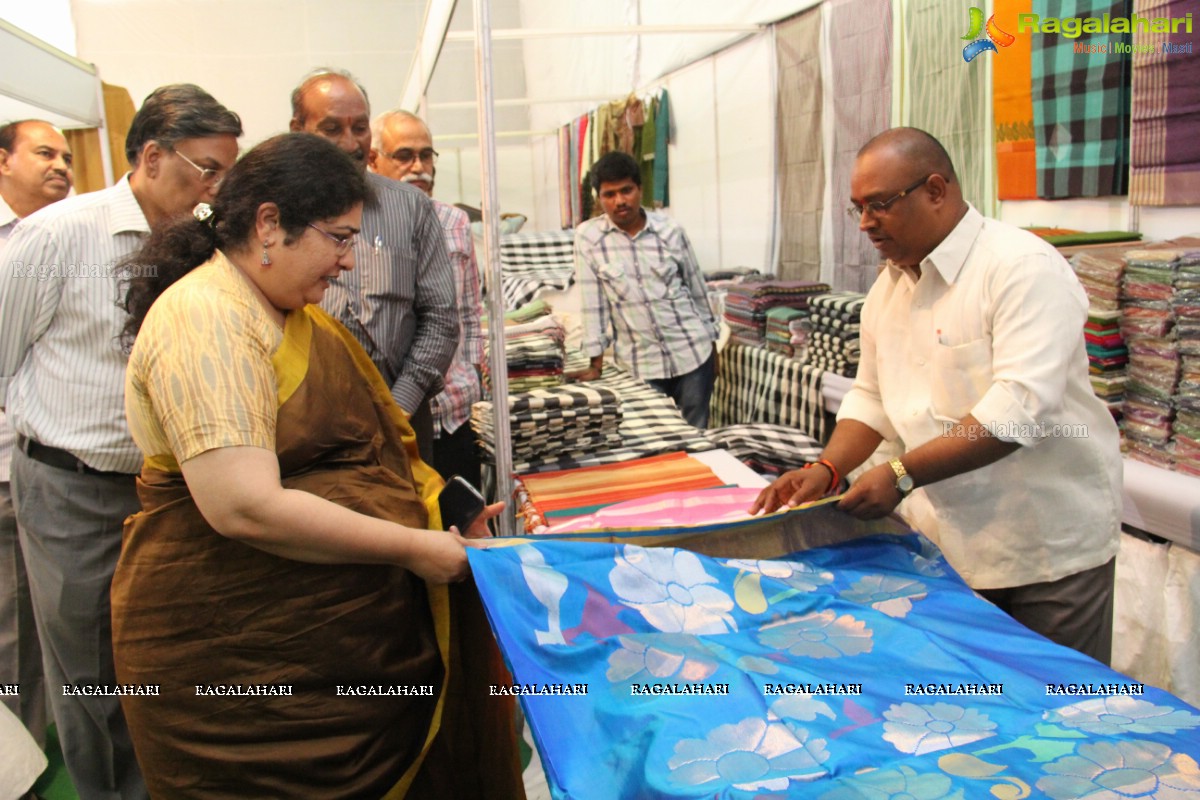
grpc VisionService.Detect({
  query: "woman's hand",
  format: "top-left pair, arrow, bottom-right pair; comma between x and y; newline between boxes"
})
454,502 -> 506,540
404,529 -> 473,584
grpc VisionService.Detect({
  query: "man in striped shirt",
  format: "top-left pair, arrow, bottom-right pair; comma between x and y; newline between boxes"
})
370,110 -> 485,488
0,118 -> 73,758
574,151 -> 718,428
0,85 -> 241,799
290,70 -> 458,463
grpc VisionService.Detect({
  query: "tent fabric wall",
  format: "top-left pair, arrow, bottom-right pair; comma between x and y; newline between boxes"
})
901,0 -> 991,213
775,9 -> 824,282
824,0 -> 893,292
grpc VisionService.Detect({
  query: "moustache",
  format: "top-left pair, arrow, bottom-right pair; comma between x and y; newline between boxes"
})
401,172 -> 434,185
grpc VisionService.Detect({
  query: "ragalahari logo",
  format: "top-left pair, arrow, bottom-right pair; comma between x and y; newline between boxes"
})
962,6 -> 1016,62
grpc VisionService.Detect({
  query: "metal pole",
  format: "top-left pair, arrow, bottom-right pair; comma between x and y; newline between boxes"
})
472,0 -> 516,536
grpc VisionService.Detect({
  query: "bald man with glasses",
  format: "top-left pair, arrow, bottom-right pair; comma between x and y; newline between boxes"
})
753,127 -> 1122,665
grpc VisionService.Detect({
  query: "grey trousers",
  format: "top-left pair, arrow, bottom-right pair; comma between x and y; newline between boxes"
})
0,480 -> 45,745
980,557 -> 1116,665
11,449 -> 147,800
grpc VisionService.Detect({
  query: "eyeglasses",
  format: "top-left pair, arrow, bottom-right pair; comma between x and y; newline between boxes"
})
306,223 -> 357,256
174,149 -> 225,185
382,148 -> 438,166
846,174 -> 933,220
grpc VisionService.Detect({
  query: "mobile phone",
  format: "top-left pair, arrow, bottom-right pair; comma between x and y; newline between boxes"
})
439,475 -> 487,533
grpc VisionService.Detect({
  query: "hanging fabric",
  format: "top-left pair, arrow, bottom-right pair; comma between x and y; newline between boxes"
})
1031,0 -> 1132,198
1129,0 -> 1200,206
992,0 -> 1038,200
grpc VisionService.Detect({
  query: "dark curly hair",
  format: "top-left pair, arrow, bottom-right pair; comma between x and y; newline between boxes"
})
120,132 -> 370,349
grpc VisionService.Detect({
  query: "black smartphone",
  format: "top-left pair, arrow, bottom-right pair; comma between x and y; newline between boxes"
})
439,475 -> 487,532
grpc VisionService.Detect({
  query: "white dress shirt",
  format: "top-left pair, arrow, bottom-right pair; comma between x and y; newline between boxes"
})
839,205 -> 1121,589
0,176 -> 149,473
0,195 -> 18,481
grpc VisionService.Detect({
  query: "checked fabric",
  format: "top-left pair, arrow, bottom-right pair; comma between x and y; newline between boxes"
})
499,231 -> 576,311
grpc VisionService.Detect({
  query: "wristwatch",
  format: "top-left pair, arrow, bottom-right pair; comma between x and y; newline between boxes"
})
888,458 -> 915,497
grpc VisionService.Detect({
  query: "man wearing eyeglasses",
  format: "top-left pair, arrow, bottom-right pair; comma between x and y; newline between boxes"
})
0,84 -> 241,799
0,118 -> 73,767
369,110 -> 484,489
290,70 -> 457,463
753,127 -> 1121,664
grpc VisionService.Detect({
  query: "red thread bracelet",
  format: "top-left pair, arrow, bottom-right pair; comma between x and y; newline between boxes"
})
802,459 -> 840,495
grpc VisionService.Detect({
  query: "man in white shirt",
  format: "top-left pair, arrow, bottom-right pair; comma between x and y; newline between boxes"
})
369,109 -> 485,487
0,118 -> 73,753
752,127 -> 1121,663
0,85 -> 241,799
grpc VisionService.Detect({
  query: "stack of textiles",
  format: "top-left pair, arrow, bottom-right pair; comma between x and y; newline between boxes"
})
483,311 -> 566,393
1120,250 -> 1182,468
513,451 -> 728,534
477,365 -> 714,475
801,291 -> 866,378
1084,309 -> 1127,411
1071,249 -> 1127,311
498,230 -> 576,311
705,423 -> 823,476
472,384 -> 622,468
722,280 -> 830,347
764,306 -> 807,358
710,344 -> 823,440
1171,252 -> 1200,476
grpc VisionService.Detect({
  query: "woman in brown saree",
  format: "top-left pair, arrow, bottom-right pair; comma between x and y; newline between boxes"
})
114,133 -> 518,798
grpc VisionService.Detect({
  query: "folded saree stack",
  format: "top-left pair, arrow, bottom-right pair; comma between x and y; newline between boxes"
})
1072,250 -> 1131,411
764,306 -> 806,358
1120,250 -> 1182,467
472,383 -> 624,469
483,307 -> 567,393
1171,252 -> 1200,475
801,291 -> 866,378
513,451 -> 727,534
723,280 -> 830,348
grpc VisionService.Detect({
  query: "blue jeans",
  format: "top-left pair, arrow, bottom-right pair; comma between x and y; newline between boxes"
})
647,350 -> 716,429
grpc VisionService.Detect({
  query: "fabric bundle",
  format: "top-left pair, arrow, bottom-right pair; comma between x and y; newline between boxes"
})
764,306 -> 807,359
1085,309 -> 1128,411
1072,250 -> 1128,312
1120,249 -> 1183,468
513,451 -> 726,534
483,311 -> 566,394
711,344 -> 825,441
480,365 -> 715,476
801,291 -> 866,378
472,384 -> 623,467
704,423 -> 823,476
723,280 -> 830,347
498,231 -> 576,311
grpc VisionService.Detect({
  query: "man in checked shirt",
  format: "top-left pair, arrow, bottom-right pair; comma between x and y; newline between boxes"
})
572,151 -> 718,428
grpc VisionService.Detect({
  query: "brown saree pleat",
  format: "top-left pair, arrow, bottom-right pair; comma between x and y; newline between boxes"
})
113,309 -> 441,798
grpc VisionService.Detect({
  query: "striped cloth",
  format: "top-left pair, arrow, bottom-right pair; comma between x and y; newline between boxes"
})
827,0 -> 893,293
1031,0 -> 1132,198
705,423 -> 823,476
802,292 -> 867,380
711,344 -> 825,441
904,0 -> 990,211
476,366 -> 714,475
1129,0 -> 1200,206
498,230 -> 576,311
